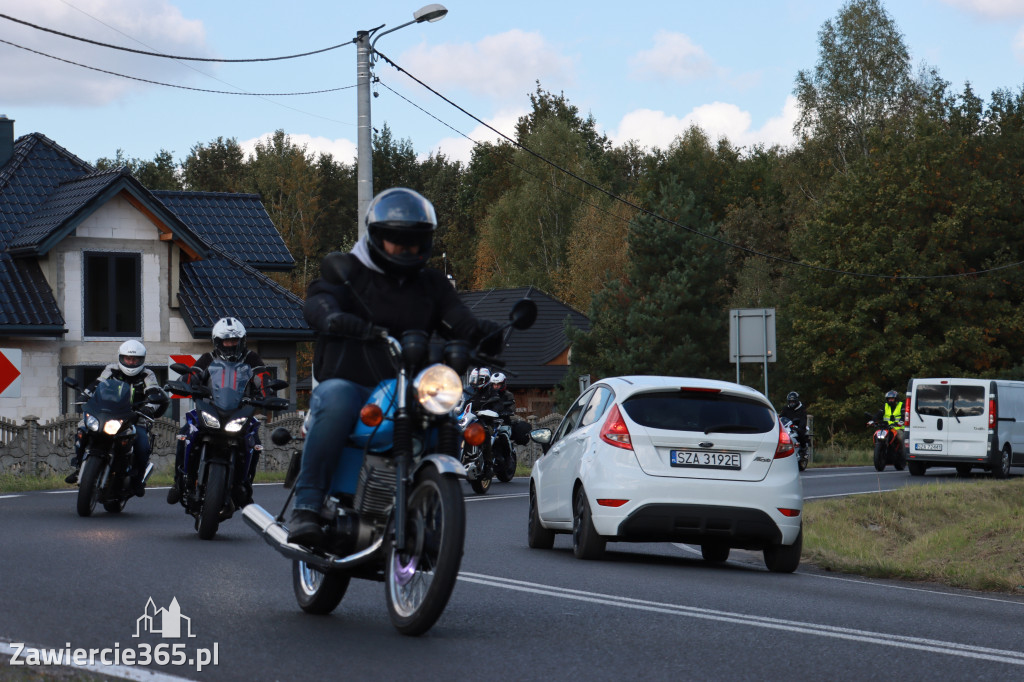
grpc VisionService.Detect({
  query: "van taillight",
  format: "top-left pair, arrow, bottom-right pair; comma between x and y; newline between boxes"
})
904,395 -> 910,428
989,398 -> 996,429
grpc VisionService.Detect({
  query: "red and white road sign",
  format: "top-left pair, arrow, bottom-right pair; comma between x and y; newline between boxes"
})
168,354 -> 200,399
0,349 -> 22,398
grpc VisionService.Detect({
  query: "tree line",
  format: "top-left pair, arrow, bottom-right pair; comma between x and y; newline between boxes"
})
99,0 -> 1024,441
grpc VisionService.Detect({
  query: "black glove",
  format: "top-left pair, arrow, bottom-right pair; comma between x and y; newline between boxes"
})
325,312 -> 387,340
477,319 -> 504,356
137,406 -> 156,419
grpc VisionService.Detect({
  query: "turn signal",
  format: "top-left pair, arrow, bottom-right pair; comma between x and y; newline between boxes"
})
464,422 -> 486,446
360,404 -> 383,427
600,404 -> 633,450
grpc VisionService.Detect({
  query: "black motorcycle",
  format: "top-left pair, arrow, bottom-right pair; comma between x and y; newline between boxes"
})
243,253 -> 538,635
63,376 -> 169,516
165,360 -> 288,540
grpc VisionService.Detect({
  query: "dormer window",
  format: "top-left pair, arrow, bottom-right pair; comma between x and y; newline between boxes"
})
83,252 -> 141,336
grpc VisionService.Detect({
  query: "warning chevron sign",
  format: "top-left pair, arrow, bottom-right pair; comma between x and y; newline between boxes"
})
0,349 -> 23,398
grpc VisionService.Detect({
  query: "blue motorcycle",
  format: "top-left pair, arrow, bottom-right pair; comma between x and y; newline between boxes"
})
244,294 -> 537,635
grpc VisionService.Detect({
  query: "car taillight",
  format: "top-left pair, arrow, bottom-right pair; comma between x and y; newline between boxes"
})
989,398 -> 996,430
904,396 -> 910,428
600,404 -> 633,450
775,427 -> 795,459
778,508 -> 801,517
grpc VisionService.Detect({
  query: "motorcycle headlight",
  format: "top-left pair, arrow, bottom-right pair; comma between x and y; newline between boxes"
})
225,417 -> 248,433
102,419 -> 123,435
414,364 -> 463,415
201,411 -> 221,429
85,414 -> 100,432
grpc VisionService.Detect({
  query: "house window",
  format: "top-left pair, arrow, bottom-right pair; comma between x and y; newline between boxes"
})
84,252 -> 141,336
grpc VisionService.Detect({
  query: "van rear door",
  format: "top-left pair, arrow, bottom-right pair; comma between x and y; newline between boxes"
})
909,381 -> 949,459
946,381 -> 989,457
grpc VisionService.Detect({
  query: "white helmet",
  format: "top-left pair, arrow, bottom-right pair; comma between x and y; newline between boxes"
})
474,367 -> 491,388
468,368 -> 479,387
118,340 -> 147,377
490,371 -> 507,391
212,317 -> 247,362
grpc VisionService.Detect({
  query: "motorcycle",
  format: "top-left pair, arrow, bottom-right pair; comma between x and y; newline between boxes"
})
455,403 -> 510,494
865,412 -> 906,472
165,360 -> 289,540
243,256 -> 537,635
62,376 -> 169,516
780,416 -> 811,472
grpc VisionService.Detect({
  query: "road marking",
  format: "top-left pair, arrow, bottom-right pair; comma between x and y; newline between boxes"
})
458,572 -> 1024,666
464,492 -> 527,503
805,489 -> 903,499
0,641 -> 196,682
806,470 -> 910,479
0,494 -> 22,499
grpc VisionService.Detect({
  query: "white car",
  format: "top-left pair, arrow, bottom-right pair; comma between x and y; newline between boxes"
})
528,376 -> 803,572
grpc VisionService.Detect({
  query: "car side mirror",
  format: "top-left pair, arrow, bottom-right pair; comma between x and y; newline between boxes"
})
531,427 -> 553,454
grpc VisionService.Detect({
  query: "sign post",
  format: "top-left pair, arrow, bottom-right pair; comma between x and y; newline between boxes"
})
729,309 -> 776,396
0,348 -> 23,398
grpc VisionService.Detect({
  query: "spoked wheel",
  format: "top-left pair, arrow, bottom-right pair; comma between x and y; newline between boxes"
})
797,450 -> 809,472
873,440 -> 886,472
465,448 -> 491,495
197,463 -> 227,540
293,560 -> 350,615
76,457 -> 104,517
385,467 -> 465,636
494,441 -> 516,483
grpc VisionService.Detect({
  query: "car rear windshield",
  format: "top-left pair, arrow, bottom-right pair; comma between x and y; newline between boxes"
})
621,391 -> 776,434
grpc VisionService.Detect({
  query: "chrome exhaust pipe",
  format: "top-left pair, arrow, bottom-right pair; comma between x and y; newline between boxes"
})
241,504 -> 383,571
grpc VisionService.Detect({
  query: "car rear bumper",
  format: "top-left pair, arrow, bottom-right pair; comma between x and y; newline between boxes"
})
615,503 -> 784,549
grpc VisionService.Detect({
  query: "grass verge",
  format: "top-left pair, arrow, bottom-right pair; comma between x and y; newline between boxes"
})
802,477 -> 1024,593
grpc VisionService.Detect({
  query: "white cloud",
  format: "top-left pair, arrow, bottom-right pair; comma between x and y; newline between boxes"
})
239,133 -> 357,163
398,30 -> 575,103
609,96 -> 799,152
940,0 -> 1024,18
629,30 -> 718,83
1015,25 -> 1024,62
428,109 -> 528,164
0,0 -> 208,106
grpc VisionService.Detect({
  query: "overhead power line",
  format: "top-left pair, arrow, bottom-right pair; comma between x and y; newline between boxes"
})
374,49 -> 1024,283
0,37 -> 357,96
0,12 -> 352,62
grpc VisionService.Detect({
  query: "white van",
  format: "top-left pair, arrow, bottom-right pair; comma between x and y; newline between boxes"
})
904,377 -> 1024,478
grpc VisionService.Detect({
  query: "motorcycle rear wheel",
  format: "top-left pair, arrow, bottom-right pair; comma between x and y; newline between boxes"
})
494,441 -> 516,483
197,463 -> 227,540
293,560 -> 351,615
76,457 -> 103,517
385,467 -> 465,636
873,440 -> 886,472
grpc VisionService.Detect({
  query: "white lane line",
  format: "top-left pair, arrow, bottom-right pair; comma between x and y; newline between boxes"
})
458,572 -> 1024,666
0,494 -> 23,499
805,489 -> 903,499
464,493 -> 527,502
806,470 -> 909,479
0,641 -> 196,682
44,490 -> 76,495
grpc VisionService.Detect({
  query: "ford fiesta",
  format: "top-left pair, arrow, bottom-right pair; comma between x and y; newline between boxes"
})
527,376 -> 803,572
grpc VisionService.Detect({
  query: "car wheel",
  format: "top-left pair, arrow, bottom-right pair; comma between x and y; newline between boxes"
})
955,464 -> 972,477
908,461 -> 926,477
701,543 -> 730,563
527,484 -> 555,550
763,527 -> 802,574
572,487 -> 605,560
992,446 -> 1011,480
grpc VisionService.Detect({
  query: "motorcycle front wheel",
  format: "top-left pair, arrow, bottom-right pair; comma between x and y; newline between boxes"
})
76,457 -> 103,517
873,440 -> 886,472
197,462 -> 227,540
293,560 -> 351,615
385,467 -> 465,636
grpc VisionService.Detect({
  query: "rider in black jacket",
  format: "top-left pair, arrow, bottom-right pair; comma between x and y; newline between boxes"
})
288,187 -> 503,545
780,391 -> 808,452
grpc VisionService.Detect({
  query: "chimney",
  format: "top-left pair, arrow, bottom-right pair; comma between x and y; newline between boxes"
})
0,115 -> 13,168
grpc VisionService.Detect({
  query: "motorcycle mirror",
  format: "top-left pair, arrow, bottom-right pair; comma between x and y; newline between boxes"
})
271,427 -> 293,446
267,379 -> 289,392
444,340 -> 470,375
321,251 -> 354,286
164,381 -> 191,395
170,362 -> 192,375
509,298 -> 538,330
63,376 -> 79,389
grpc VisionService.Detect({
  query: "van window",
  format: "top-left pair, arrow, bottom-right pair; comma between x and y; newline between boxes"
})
915,384 -> 947,417
951,385 -> 985,417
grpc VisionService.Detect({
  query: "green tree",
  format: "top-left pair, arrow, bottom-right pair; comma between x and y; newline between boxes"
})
181,137 -> 247,192
95,149 -> 182,190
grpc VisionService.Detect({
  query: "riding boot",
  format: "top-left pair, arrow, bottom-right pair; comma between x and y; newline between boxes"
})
64,428 -> 87,484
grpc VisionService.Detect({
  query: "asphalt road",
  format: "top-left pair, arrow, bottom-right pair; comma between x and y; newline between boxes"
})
2,466 -> 1023,681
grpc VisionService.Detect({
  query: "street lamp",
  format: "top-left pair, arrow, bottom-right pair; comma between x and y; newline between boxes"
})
356,4 -> 449,241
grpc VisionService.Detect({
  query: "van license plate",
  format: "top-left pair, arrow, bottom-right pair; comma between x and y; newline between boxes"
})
670,450 -> 741,469
914,443 -> 942,451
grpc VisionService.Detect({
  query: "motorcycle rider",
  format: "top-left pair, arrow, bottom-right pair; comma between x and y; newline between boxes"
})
482,371 -> 516,422
780,391 -> 808,454
871,389 -> 906,449
166,317 -> 271,506
65,340 -> 162,496
288,187 -> 503,546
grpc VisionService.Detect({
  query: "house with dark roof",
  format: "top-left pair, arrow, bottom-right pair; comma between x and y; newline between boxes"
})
0,116 -> 312,422
460,286 -> 590,417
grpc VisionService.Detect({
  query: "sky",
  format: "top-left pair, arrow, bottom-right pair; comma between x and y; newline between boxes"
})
2,0 -> 1024,169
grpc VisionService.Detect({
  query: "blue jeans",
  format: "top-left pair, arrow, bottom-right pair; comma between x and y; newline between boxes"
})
293,379 -> 373,512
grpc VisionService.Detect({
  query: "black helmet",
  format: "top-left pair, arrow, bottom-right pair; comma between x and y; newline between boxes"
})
786,391 -> 799,405
885,390 -> 898,404
365,187 -> 436,276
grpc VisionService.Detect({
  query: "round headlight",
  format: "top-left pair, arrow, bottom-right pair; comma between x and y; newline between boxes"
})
414,364 -> 463,415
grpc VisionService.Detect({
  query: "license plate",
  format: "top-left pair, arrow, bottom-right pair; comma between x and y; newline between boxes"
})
670,450 -> 741,469
914,443 -> 942,451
